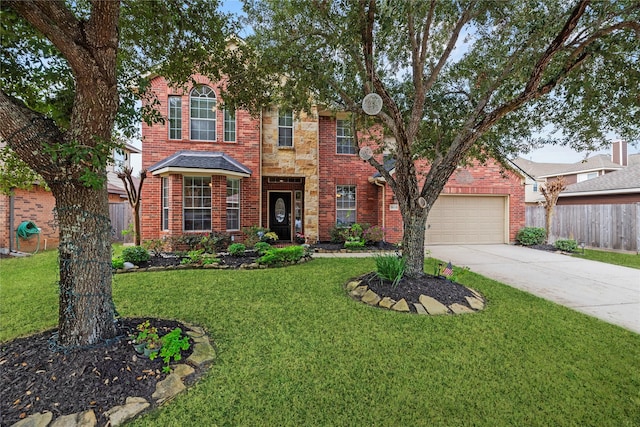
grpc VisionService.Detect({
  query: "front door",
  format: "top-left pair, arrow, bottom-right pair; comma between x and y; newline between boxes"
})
269,192 -> 292,241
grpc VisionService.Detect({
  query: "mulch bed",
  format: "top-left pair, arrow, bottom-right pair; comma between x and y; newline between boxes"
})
0,318 -> 195,427
359,271 -> 478,312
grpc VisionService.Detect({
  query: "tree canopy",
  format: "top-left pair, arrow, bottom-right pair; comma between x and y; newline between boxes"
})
0,0 -> 235,346
231,0 -> 639,276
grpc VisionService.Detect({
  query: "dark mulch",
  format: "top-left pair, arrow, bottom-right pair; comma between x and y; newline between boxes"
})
0,318 -> 196,427
138,251 -> 261,269
359,271 -> 478,312
312,241 -> 397,252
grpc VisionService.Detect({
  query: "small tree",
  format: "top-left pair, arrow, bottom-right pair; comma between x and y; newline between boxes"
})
540,177 -> 567,243
117,166 -> 147,246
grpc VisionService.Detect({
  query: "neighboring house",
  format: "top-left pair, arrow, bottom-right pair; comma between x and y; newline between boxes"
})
107,141 -> 142,202
0,142 -> 141,253
558,163 -> 640,205
141,75 -> 525,246
513,141 -> 629,205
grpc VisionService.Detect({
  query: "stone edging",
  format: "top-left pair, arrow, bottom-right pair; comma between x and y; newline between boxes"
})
346,280 -> 486,315
11,323 -> 216,427
114,255 -> 313,274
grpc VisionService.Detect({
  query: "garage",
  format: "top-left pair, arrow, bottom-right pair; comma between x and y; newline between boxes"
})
425,195 -> 507,244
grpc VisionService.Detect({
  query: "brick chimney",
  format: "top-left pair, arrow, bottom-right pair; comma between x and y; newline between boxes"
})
611,140 -> 628,166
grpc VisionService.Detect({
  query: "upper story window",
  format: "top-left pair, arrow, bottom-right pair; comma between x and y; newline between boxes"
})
113,148 -> 127,172
577,172 -> 599,183
224,109 -> 236,142
278,110 -> 293,147
168,96 -> 182,140
190,85 -> 216,141
336,120 -> 356,154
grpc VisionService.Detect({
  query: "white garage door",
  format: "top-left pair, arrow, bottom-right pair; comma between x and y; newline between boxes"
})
425,196 -> 507,244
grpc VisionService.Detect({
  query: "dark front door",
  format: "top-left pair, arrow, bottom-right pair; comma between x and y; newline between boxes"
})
269,192 -> 292,241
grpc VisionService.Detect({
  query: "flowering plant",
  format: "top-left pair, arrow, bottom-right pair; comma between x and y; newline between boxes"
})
364,225 -> 385,243
295,232 -> 305,244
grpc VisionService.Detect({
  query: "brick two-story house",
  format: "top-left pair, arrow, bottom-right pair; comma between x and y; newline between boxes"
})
141,75 -> 525,245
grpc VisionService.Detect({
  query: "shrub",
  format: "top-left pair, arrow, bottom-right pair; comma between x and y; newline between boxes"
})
122,246 -> 150,265
242,225 -> 270,247
555,239 -> 578,252
228,243 -> 247,256
153,327 -> 191,373
374,254 -> 405,289
254,241 -> 271,256
169,232 -> 230,253
257,246 -> 305,266
363,225 -> 385,243
112,257 -> 124,269
329,225 -> 346,243
516,227 -> 546,246
344,238 -> 366,249
143,239 -> 165,257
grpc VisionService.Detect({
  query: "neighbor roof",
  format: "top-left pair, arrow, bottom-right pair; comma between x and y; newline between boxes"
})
148,151 -> 252,177
513,154 -> 623,179
560,164 -> 640,197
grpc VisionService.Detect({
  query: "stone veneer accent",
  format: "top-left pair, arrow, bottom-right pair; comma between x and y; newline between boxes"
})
11,324 -> 216,427
346,280 -> 485,315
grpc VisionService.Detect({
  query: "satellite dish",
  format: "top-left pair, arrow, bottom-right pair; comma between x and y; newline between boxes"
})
418,197 -> 427,209
359,146 -> 373,161
362,93 -> 383,115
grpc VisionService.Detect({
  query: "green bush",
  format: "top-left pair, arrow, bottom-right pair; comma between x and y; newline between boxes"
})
374,254 -> 405,289
254,241 -> 272,256
122,246 -> 150,265
516,227 -> 546,246
344,238 -> 366,249
257,246 -> 305,266
329,225 -> 346,243
228,243 -> 246,256
112,257 -> 124,269
169,232 -> 231,253
555,239 -> 578,252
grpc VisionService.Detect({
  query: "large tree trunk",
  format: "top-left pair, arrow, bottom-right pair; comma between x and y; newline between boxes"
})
401,207 -> 429,277
53,181 -> 116,346
2,1 -> 121,347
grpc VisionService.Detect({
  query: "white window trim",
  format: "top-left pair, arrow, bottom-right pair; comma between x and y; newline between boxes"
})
336,185 -> 356,227
336,119 -> 356,154
161,177 -> 169,230
224,108 -> 236,142
278,110 -> 294,148
183,176 -> 212,231
226,178 -> 240,231
189,86 -> 217,142
168,96 -> 182,140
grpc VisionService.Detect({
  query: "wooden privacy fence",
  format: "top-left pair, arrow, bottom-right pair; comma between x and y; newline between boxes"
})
525,203 -> 640,252
109,202 -> 133,243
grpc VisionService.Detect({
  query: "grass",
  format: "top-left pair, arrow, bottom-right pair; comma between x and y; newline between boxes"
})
1,250 -> 640,426
574,248 -> 640,269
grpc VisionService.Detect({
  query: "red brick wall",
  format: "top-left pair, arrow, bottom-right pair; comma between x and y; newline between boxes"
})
0,186 -> 59,252
141,75 -> 261,243
317,116 -> 380,241
383,160 -> 525,243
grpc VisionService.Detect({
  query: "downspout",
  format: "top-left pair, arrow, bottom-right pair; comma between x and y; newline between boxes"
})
369,177 -> 386,236
259,108 -> 263,227
9,189 -> 14,252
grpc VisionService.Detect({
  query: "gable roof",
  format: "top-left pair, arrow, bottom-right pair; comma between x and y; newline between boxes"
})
513,154 -> 623,179
560,164 -> 640,197
148,151 -> 252,177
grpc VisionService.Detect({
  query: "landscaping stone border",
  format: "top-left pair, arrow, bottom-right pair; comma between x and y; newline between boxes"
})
345,280 -> 486,315
11,324 -> 216,427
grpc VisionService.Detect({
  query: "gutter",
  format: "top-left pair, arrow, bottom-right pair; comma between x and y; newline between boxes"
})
560,188 -> 640,197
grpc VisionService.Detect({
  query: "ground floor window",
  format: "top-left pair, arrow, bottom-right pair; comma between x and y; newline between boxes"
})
183,176 -> 211,231
336,185 -> 356,227
161,177 -> 169,230
226,178 -> 240,230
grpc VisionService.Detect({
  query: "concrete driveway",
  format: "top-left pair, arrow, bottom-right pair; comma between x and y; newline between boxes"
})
426,244 -> 640,334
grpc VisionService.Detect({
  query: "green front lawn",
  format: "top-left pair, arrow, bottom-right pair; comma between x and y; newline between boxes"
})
1,250 -> 639,426
574,248 -> 640,269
